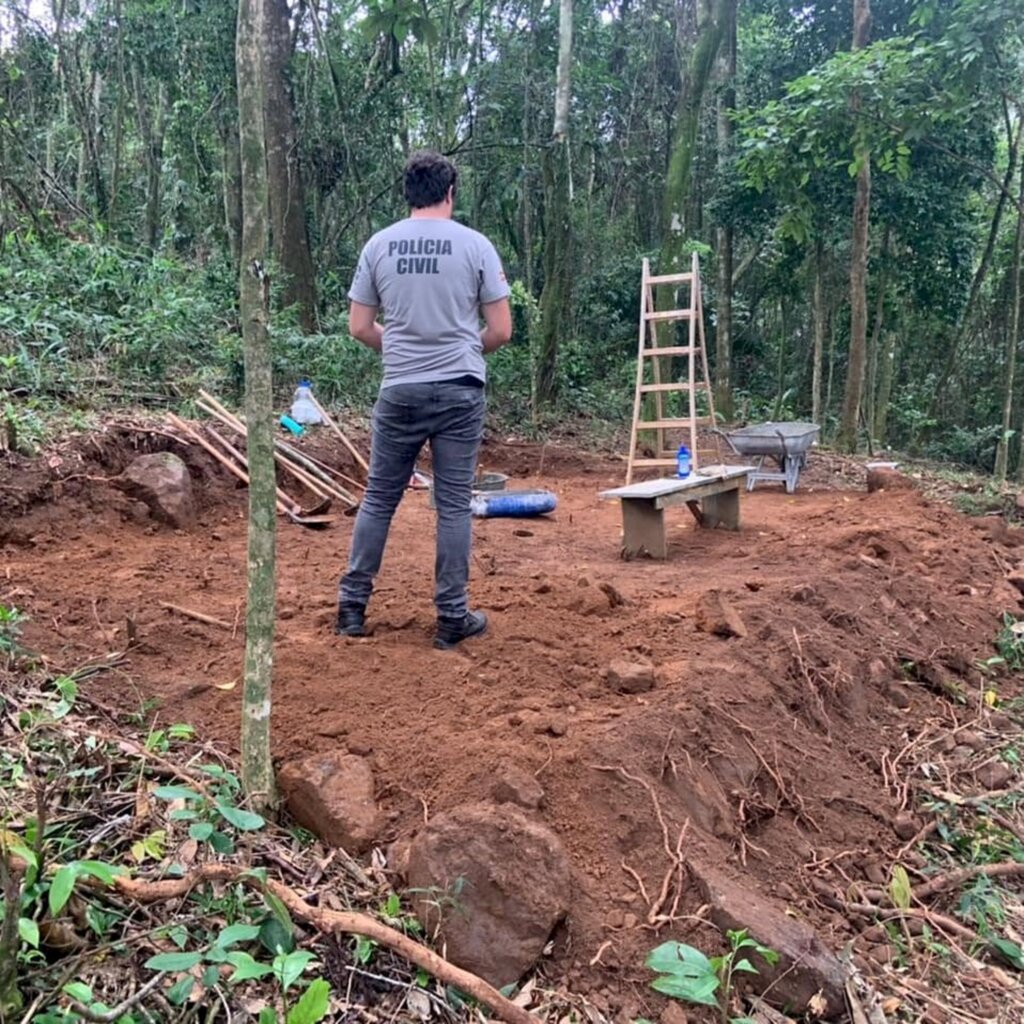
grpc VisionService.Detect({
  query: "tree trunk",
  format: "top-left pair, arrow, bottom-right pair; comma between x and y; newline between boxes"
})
132,72 -> 167,252
773,297 -> 788,419
873,327 -> 898,443
109,0 -> 127,231
221,114 -> 244,267
932,114 -> 1022,420
811,240 -> 825,425
658,0 -> 733,277
865,227 -> 889,441
713,1 -> 736,419
825,308 -> 837,425
838,0 -> 872,453
237,0 -> 277,814
53,0 -> 108,223
534,0 -> 573,412
996,163 -> 1024,482
263,0 -> 318,333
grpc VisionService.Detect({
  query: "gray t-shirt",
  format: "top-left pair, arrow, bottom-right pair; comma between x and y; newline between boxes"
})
348,217 -> 510,388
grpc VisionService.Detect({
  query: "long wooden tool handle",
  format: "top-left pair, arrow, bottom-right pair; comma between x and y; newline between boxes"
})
205,423 -> 298,512
199,389 -> 247,432
309,395 -> 370,474
167,413 -> 291,517
198,395 -> 357,508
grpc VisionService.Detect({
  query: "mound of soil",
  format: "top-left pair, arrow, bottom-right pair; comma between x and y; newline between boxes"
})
2,425 -> 1022,1020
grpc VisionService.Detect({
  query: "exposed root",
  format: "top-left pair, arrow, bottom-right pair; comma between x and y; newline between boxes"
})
112,866 -> 538,1024
791,630 -> 835,735
591,764 -> 690,928
742,735 -> 821,832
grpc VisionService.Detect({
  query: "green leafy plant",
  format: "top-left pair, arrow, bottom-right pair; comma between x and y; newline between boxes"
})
145,926 -> 330,1020
0,605 -> 26,662
995,613 -> 1024,672
888,864 -> 913,909
646,930 -> 779,1024
151,763 -> 266,854
145,723 -> 195,753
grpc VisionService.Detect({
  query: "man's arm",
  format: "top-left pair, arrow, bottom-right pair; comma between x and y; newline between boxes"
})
348,301 -> 384,352
480,297 -> 512,354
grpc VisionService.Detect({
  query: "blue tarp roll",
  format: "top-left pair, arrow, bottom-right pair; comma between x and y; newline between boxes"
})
470,489 -> 558,518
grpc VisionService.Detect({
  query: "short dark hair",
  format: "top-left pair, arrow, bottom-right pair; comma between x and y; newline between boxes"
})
404,151 -> 457,209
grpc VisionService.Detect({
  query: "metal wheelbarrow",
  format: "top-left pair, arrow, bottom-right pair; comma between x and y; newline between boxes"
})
714,422 -> 820,493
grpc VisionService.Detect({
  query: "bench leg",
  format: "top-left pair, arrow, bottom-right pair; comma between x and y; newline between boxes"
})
700,487 -> 740,530
621,498 -> 667,558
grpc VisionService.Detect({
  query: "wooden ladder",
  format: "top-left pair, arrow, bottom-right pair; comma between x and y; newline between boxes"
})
626,253 -> 717,483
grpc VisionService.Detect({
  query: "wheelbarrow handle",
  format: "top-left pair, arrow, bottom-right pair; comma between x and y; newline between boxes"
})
711,427 -> 743,456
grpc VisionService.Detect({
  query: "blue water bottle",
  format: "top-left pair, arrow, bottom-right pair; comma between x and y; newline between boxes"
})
676,443 -> 691,479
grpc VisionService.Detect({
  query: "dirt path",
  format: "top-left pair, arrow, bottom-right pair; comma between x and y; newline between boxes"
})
3,433 -> 1022,1020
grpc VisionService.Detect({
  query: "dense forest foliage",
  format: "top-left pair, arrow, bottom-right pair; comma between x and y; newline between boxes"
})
1,0 -> 1023,471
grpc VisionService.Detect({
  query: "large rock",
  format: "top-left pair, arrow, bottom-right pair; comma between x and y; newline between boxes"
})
606,657 -> 656,694
689,861 -> 846,1016
406,803 -> 571,988
866,467 -> 915,493
278,752 -> 382,854
694,590 -> 747,638
491,764 -> 544,809
118,452 -> 195,528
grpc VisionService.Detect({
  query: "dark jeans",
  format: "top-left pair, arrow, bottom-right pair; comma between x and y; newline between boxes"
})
340,381 -> 485,618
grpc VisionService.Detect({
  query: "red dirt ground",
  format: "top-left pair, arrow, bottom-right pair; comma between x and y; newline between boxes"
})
3,425 -> 1023,1021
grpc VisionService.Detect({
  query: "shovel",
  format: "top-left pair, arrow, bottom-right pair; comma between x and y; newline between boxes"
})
286,495 -> 334,530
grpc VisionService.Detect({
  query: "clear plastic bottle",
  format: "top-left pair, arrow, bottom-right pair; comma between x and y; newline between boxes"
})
676,443 -> 691,479
290,377 -> 323,425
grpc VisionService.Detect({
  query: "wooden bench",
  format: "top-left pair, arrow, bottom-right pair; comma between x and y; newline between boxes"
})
600,465 -> 751,559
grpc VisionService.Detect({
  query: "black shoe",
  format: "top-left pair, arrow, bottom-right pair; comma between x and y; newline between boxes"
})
336,604 -> 366,637
434,610 -> 488,650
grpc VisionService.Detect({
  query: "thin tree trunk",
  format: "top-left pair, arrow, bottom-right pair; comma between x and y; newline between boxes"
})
131,67 -> 167,251
221,115 -> 243,267
237,0 -> 277,814
933,113 -> 1022,418
521,6 -> 537,403
874,275 -> 900,444
659,0 -> 733,277
996,162 -> 1024,482
552,0 -> 572,143
838,0 -> 872,452
825,308 -> 837,427
53,0 -> 108,222
521,70 -> 534,299
109,0 -> 126,231
773,297 -> 787,419
534,0 -> 573,412
811,240 -> 825,425
146,84 -> 167,250
0,858 -> 20,1017
713,1 -> 736,420
873,328 -> 897,443
865,227 -> 889,441
263,0 -> 318,333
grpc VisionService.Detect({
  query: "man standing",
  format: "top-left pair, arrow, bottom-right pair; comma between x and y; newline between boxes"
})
338,151 -> 512,649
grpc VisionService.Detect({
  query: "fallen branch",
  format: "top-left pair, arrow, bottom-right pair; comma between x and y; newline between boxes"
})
843,860 -> 1024,907
911,861 -> 1024,902
927,786 -> 1023,808
823,893 -> 979,944
67,973 -> 164,1023
158,602 -> 232,631
113,866 -> 537,1024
